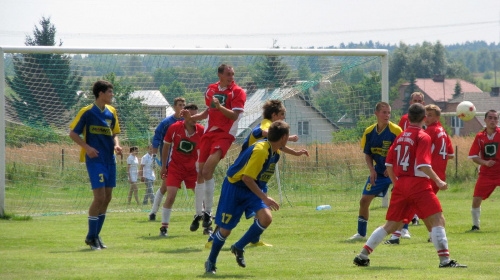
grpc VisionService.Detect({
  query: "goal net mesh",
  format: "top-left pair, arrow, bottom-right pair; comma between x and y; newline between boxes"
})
2,48 -> 384,216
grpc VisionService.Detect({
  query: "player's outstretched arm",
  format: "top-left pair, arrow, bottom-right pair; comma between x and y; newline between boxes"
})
288,135 -> 299,142
419,166 -> 448,190
281,146 -> 309,157
184,108 -> 208,121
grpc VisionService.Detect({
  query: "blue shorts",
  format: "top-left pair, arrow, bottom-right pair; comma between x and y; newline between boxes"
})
215,178 -> 268,230
86,162 -> 117,189
362,174 -> 392,197
244,185 -> 268,219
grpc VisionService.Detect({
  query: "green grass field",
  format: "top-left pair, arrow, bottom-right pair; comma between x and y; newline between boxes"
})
1,182 -> 500,280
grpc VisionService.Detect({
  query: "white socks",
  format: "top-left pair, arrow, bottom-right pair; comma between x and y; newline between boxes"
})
161,207 -> 172,226
151,188 -> 164,214
204,178 -> 215,213
360,227 -> 388,258
471,207 -> 481,227
431,226 -> 449,263
195,182 -> 205,216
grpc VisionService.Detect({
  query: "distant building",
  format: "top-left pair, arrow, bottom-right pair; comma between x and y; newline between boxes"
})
446,87 -> 500,136
392,75 -> 496,136
237,87 -> 339,144
130,90 -> 174,122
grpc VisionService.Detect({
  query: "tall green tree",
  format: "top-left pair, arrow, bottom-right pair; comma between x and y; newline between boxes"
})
454,80 -> 462,97
252,55 -> 291,89
6,17 -> 82,128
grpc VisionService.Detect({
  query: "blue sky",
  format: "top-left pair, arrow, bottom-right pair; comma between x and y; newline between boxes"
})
0,0 -> 499,49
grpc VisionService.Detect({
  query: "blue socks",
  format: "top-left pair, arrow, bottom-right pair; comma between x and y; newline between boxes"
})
97,214 -> 106,235
86,216 -> 99,240
235,219 -> 266,249
208,231 -> 226,264
358,216 -> 368,236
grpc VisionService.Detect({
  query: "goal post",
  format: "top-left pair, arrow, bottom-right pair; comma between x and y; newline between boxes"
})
1,46 -> 389,217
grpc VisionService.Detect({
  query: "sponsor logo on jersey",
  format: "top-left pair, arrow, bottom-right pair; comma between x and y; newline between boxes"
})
177,139 -> 196,154
484,142 -> 498,159
210,93 -> 228,108
90,125 -> 112,136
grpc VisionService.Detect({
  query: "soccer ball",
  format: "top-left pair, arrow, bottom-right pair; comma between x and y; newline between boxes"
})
456,101 -> 476,121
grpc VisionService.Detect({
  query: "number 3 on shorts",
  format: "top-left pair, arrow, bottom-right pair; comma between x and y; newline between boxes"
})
99,174 -> 104,182
221,213 -> 232,224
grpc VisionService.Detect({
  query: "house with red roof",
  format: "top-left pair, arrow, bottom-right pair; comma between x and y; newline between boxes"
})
392,75 -> 499,136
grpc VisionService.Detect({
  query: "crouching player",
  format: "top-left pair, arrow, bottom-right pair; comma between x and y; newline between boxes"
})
353,103 -> 467,268
204,120 -> 289,274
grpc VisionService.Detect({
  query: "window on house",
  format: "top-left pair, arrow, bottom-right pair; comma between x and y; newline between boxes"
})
450,116 -> 463,128
150,109 -> 162,120
298,121 -> 309,135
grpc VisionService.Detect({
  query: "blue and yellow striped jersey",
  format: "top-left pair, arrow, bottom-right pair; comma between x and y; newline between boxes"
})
70,103 -> 120,164
227,140 -> 280,190
241,119 -> 272,152
361,121 -> 401,175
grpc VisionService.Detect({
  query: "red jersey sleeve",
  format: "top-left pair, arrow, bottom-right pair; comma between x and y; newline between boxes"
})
468,133 -> 482,158
164,121 -> 180,144
231,87 -> 246,111
398,114 -> 409,130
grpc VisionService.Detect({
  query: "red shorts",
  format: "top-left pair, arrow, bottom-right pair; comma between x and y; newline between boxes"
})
386,177 -> 442,222
474,173 -> 500,200
165,164 -> 197,189
198,129 -> 235,163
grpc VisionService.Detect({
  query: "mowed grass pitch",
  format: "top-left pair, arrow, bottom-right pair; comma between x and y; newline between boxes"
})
1,185 -> 499,280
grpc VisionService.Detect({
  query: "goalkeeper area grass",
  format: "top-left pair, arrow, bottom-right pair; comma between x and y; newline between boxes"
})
1,182 -> 499,280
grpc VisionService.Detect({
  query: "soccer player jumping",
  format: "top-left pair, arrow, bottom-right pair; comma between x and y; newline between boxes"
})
353,103 -> 467,268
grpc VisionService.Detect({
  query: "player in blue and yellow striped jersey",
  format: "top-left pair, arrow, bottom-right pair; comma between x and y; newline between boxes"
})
348,102 -> 402,241
69,80 -> 122,250
206,100 -> 308,248
204,121 -> 289,274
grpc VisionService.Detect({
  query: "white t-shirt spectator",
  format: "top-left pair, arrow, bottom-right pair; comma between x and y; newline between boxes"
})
141,153 -> 156,180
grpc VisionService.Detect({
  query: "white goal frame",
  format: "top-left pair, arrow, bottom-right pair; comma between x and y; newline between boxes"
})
0,46 -> 389,216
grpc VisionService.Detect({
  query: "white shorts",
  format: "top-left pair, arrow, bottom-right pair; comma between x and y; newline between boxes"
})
129,173 -> 138,182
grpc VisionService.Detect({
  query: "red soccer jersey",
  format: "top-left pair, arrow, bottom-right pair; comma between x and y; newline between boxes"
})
164,121 -> 204,172
425,121 -> 454,180
468,127 -> 500,176
398,114 -> 409,131
204,81 -> 246,135
386,125 -> 432,178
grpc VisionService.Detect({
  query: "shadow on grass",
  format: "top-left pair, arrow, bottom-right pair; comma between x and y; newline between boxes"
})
354,266 -> 404,271
196,273 -> 253,279
161,248 -> 202,254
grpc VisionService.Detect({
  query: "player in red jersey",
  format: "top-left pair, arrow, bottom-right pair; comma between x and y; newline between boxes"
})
184,64 -> 247,235
422,104 -> 455,241
425,104 -> 455,194
398,91 -> 425,228
353,103 -> 467,268
398,92 -> 425,130
158,104 -> 204,237
468,110 -> 500,231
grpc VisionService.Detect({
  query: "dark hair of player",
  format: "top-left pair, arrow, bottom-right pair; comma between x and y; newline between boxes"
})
408,103 -> 426,123
267,120 -> 290,142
